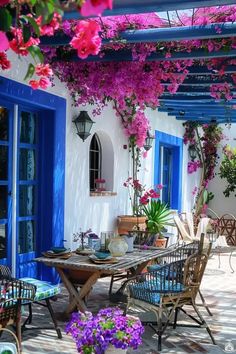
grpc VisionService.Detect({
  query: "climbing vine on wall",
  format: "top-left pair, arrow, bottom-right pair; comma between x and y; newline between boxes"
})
183,122 -> 224,217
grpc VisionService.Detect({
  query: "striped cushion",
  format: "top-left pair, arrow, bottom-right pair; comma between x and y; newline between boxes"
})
20,278 -> 60,301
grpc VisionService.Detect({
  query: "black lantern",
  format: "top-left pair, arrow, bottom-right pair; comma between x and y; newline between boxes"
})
188,144 -> 197,161
73,111 -> 95,141
143,131 -> 155,151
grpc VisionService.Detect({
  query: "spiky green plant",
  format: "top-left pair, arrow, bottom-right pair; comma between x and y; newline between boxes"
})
142,200 -> 172,235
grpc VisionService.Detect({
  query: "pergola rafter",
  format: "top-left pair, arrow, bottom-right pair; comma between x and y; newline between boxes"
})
40,22 -> 236,46
63,0 -> 236,19
45,1 -> 236,124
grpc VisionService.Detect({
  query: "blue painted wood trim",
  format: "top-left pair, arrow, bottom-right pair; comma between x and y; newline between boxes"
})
154,131 -> 183,212
41,22 -> 236,47
63,0 -> 236,19
0,77 -> 66,283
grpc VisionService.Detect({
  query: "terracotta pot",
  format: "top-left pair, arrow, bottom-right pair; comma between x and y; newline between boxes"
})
117,215 -> 146,235
105,345 -> 127,354
154,238 -> 167,248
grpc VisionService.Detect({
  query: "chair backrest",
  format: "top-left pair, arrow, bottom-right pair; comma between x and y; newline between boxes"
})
183,235 -> 211,300
218,214 -> 236,246
174,215 -> 193,242
0,265 -> 13,280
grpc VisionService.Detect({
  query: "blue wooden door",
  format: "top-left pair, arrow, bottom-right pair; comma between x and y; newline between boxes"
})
0,103 -> 13,267
159,146 -> 173,207
17,108 -> 39,278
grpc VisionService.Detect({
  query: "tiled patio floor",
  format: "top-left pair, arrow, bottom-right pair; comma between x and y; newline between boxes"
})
2,253 -> 236,353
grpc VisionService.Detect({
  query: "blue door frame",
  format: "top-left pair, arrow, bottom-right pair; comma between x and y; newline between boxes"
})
154,131 -> 183,212
0,101 -> 14,268
0,77 -> 66,282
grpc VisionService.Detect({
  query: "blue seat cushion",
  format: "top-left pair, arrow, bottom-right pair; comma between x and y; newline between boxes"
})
20,278 -> 61,301
130,278 -> 184,305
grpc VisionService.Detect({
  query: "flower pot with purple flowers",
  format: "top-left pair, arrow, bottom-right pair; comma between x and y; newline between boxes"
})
66,307 -> 144,353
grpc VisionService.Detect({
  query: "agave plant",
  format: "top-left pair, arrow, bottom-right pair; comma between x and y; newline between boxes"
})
142,200 -> 172,235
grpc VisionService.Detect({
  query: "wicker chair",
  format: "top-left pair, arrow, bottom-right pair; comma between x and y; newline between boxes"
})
125,237 -> 215,351
109,230 -> 166,296
0,266 -> 62,340
0,275 -> 36,351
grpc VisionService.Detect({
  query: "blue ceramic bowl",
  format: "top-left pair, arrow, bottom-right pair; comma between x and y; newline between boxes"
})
51,247 -> 67,254
94,252 -> 110,259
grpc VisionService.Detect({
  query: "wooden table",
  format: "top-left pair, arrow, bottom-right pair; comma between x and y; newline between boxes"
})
35,247 -> 171,313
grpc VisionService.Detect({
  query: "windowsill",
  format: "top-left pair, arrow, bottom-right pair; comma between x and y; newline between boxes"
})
90,191 -> 117,197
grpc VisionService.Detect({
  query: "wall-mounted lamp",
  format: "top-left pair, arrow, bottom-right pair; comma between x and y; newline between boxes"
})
73,111 -> 95,142
188,144 -> 197,161
143,131 -> 155,151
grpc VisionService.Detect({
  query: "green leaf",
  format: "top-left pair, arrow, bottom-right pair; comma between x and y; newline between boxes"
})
28,45 -> 44,63
24,63 -> 35,81
0,8 -> 12,32
23,25 -> 31,44
21,15 -> 40,37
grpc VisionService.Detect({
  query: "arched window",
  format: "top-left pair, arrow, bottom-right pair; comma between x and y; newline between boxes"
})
89,134 -> 101,191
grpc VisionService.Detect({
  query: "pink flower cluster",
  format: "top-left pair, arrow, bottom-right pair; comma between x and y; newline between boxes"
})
29,64 -> 53,90
123,177 -> 143,192
140,187 -> 161,205
210,83 -> 233,101
36,13 -> 61,36
70,20 -> 101,59
124,111 -> 150,148
80,0 -> 112,16
9,28 -> 40,56
187,160 -> 201,174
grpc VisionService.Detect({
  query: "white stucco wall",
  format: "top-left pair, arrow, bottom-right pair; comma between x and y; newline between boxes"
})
208,124 -> 236,217
1,51 -> 198,249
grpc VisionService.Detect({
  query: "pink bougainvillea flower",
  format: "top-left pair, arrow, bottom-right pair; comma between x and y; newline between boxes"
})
10,28 -> 40,56
39,77 -> 51,89
0,31 -> 9,51
80,0 -> 112,17
29,80 -> 40,90
0,52 -> 10,70
70,20 -> 101,59
36,13 -> 61,36
35,63 -> 53,77
0,0 -> 10,6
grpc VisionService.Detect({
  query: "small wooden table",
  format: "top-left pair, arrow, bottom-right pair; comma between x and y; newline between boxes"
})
35,248 -> 171,313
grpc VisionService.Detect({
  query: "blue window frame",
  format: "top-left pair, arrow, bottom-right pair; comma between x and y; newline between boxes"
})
0,76 -> 66,282
154,131 -> 183,211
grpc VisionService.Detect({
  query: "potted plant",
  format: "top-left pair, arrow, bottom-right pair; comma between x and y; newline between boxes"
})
141,199 -> 172,248
117,177 -> 147,234
66,307 -> 144,354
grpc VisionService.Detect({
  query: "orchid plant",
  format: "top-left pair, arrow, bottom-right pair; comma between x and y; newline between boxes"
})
66,307 -> 144,353
123,177 -> 162,216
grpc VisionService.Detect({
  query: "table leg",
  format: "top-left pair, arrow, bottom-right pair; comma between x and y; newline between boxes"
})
56,268 -> 101,313
112,260 -> 150,300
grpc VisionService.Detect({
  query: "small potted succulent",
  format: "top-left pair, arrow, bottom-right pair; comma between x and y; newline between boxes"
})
66,307 -> 144,354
